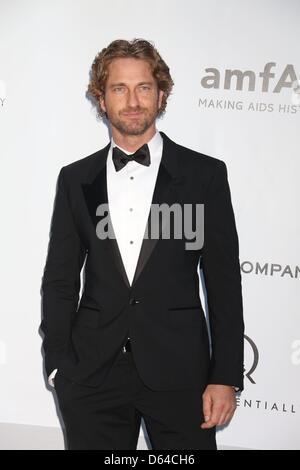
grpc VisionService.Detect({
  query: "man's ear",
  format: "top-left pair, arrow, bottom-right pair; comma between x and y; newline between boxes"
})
158,89 -> 164,110
99,95 -> 106,114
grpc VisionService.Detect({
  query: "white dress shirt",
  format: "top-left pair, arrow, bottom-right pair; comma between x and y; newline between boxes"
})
107,130 -> 163,285
48,130 -> 163,387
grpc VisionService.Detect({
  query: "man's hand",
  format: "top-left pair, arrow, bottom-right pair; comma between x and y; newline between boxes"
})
201,384 -> 237,429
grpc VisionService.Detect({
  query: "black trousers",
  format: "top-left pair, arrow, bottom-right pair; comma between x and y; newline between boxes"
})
54,347 -> 217,450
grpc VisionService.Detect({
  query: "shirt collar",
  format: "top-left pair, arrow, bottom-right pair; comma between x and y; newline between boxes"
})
111,130 -> 162,156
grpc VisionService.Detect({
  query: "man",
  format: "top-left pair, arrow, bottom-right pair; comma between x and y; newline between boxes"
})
40,39 -> 244,450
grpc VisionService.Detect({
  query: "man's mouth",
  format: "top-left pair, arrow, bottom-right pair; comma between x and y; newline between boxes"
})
123,111 -> 143,117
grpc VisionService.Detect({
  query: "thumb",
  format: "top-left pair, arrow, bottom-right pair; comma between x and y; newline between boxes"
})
202,392 -> 212,424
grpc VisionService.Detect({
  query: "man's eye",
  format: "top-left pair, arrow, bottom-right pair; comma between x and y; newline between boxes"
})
140,86 -> 150,90
114,87 -> 124,92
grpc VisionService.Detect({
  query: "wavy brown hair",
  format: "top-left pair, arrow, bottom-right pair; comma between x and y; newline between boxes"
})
87,38 -> 174,119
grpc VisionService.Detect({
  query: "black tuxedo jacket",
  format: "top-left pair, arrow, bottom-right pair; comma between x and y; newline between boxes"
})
40,131 -> 244,390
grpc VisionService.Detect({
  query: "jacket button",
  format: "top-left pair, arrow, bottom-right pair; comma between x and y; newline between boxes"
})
129,298 -> 140,305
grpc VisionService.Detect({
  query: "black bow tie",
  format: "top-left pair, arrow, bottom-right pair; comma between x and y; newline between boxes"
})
112,143 -> 151,172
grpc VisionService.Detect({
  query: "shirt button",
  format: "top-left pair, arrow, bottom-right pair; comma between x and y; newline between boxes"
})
130,176 -> 134,180
129,298 -> 140,305
129,208 -> 133,212
130,240 -> 134,244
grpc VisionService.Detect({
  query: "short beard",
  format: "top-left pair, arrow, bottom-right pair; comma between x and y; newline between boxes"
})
107,102 -> 160,136
111,115 -> 154,136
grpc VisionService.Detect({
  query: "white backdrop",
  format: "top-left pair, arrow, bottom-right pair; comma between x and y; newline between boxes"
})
0,0 -> 299,450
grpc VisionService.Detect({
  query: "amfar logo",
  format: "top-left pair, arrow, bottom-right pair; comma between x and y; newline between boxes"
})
0,80 -> 6,107
200,62 -> 298,94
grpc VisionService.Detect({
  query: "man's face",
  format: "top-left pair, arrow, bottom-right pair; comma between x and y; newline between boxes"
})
100,57 -> 164,136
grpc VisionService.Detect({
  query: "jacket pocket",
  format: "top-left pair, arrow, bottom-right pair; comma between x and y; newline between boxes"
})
168,305 -> 202,311
74,306 -> 100,328
167,305 -> 204,326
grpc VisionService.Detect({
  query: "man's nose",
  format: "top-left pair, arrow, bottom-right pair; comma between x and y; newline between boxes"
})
127,89 -> 139,107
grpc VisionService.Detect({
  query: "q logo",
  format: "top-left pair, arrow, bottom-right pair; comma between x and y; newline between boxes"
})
244,335 -> 259,384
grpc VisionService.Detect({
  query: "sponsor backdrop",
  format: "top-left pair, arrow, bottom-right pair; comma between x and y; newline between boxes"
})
0,0 -> 299,450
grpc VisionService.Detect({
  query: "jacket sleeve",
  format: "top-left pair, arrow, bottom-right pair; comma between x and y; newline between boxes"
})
40,167 -> 86,377
201,161 -> 245,391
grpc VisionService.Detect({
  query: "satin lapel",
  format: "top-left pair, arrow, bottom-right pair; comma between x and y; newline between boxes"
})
131,132 -> 184,287
81,144 -> 131,289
